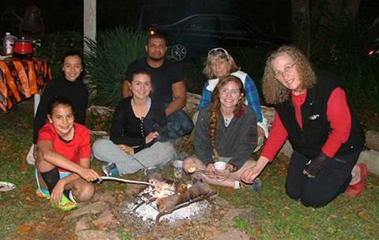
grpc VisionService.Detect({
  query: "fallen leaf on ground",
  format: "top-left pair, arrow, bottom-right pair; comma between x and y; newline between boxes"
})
357,210 -> 367,219
17,224 -> 32,233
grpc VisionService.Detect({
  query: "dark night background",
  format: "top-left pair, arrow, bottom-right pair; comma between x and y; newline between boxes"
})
1,0 -> 378,38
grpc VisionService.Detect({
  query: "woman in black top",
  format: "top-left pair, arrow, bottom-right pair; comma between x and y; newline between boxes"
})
33,50 -> 88,159
93,70 -> 176,176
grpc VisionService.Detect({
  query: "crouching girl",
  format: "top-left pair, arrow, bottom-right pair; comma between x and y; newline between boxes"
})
35,97 -> 101,211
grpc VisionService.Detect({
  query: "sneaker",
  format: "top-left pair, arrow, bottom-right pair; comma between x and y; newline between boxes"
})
102,162 -> 120,177
240,178 -> 263,193
36,189 -> 50,200
345,163 -> 367,197
50,194 -> 77,211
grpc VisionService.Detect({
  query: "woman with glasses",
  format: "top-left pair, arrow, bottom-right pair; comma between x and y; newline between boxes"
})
241,45 -> 367,207
200,48 -> 268,151
183,75 -> 262,191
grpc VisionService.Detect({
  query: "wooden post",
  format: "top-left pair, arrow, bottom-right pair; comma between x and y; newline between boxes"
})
84,0 -> 96,52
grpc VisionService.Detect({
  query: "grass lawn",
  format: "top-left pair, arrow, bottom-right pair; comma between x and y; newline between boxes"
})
0,99 -> 378,240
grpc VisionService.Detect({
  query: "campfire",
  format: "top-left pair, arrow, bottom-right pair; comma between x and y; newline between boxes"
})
126,176 -> 217,224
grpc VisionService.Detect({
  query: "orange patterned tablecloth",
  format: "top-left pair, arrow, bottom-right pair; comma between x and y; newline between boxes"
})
0,57 -> 52,112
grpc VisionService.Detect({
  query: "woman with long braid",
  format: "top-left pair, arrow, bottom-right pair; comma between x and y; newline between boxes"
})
183,75 -> 262,191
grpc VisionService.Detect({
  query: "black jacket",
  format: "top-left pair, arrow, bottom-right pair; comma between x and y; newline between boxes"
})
275,70 -> 364,158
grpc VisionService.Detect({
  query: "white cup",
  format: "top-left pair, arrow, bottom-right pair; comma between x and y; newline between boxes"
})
173,160 -> 183,178
214,162 -> 227,182
214,161 -> 226,171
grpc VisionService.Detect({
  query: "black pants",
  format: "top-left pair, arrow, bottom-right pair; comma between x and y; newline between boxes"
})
285,150 -> 361,208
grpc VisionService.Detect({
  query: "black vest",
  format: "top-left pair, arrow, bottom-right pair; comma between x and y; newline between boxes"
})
275,70 -> 364,159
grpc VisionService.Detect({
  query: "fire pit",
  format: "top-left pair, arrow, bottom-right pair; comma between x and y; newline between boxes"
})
125,177 -> 217,224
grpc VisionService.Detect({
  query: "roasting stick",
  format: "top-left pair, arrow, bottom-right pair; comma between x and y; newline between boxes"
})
100,176 -> 153,186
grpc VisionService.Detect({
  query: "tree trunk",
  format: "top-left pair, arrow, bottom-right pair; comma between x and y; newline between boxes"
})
84,0 -> 97,52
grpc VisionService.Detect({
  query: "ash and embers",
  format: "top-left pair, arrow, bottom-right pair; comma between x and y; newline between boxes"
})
123,178 -> 216,224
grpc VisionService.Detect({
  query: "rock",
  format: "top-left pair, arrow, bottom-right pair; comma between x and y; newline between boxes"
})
77,230 -> 119,240
280,140 -> 293,158
366,130 -> 379,152
66,201 -> 109,219
357,150 -> 379,176
92,191 -> 116,204
75,217 -> 90,234
185,92 -> 201,118
261,105 -> 275,130
93,210 -> 119,230
125,184 -> 148,198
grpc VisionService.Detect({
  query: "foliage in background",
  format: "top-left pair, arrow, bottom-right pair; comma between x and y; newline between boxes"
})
34,31 -> 83,77
314,14 -> 379,111
230,47 -> 267,100
183,56 -> 207,95
84,27 -> 147,107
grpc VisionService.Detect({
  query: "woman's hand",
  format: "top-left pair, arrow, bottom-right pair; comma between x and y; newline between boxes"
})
146,131 -> 159,144
206,163 -> 216,175
117,144 -> 135,155
50,180 -> 65,203
241,156 -> 269,183
225,163 -> 237,173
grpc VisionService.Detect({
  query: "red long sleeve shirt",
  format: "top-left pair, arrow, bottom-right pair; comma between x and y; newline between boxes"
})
261,87 -> 351,161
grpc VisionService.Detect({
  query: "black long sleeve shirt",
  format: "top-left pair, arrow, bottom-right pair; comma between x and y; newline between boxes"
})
33,76 -> 88,144
110,97 -> 167,153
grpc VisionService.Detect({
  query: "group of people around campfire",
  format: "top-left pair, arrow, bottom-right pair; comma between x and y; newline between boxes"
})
32,32 -> 367,211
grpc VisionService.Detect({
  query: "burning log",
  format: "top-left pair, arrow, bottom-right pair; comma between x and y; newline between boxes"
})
156,179 -> 215,213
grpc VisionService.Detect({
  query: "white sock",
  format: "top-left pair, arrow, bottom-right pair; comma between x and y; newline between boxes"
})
350,166 -> 360,185
68,190 -> 77,202
234,181 -> 240,189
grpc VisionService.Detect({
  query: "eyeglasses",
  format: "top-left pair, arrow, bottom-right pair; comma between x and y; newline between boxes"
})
274,63 -> 296,79
208,48 -> 230,58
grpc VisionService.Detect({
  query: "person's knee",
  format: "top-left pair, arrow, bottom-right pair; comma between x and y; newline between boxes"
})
169,110 -> 194,135
285,187 -> 329,208
182,118 -> 194,135
300,195 -> 330,208
285,184 -> 302,201
74,183 -> 95,202
92,139 -> 110,159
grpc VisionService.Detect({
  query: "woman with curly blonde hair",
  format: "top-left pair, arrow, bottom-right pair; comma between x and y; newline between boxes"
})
242,45 -> 367,207
183,75 -> 262,191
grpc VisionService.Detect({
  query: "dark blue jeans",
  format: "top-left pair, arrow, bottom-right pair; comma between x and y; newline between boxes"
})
157,109 -> 194,141
285,149 -> 361,208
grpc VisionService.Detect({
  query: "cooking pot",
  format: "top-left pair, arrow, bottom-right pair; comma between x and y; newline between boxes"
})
13,38 -> 34,57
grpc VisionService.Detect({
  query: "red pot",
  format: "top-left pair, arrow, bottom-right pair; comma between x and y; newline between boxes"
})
13,39 -> 34,55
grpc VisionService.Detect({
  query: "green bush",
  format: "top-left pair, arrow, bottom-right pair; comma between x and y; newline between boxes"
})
313,14 -> 379,111
230,46 -> 267,99
84,27 -> 147,107
34,31 -> 83,77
